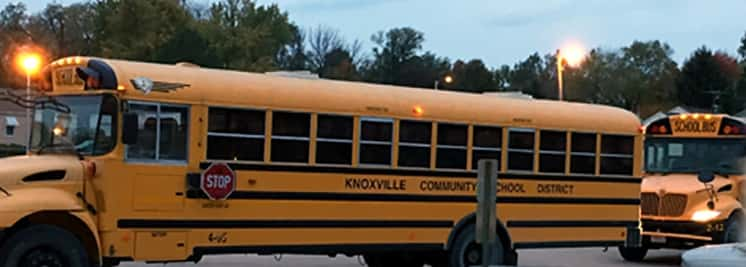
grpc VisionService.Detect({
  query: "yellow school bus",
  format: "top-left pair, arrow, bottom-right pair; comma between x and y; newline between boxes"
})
623,113 -> 746,262
0,56 -> 642,267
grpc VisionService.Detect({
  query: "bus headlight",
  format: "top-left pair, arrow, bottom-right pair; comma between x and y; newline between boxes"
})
691,210 -> 721,222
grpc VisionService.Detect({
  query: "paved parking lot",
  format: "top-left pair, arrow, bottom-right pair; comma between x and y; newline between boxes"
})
122,247 -> 682,267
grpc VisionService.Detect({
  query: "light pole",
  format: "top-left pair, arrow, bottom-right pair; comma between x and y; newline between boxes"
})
435,75 -> 453,90
555,42 -> 586,101
16,52 -> 42,153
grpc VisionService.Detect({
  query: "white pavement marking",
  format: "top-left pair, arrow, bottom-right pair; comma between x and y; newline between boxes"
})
121,248 -> 682,267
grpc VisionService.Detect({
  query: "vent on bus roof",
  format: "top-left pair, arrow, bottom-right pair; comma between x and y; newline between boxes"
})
175,62 -> 200,68
265,71 -> 320,80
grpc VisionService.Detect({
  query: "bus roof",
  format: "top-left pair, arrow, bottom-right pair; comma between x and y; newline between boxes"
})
48,57 -> 641,134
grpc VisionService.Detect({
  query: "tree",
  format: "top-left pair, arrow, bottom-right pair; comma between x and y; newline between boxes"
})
739,31 -> 746,61
677,47 -> 740,113
0,2 -> 32,88
618,40 -> 679,116
450,59 -> 496,92
493,65 -> 511,91
153,26 -> 221,67
306,25 -> 344,72
365,27 -> 425,85
319,47 -> 359,81
276,24 -> 308,70
507,53 -> 551,97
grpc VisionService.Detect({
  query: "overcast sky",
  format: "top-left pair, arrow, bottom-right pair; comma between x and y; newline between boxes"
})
15,0 -> 746,67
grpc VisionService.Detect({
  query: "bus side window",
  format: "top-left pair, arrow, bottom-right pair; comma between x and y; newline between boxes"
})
271,111 -> 311,163
207,107 -> 265,161
359,118 -> 393,166
125,102 -> 189,162
398,120 -> 431,168
507,128 -> 535,171
316,114 -> 353,165
436,123 -> 467,169
472,125 -> 502,169
600,134 -> 634,176
539,130 -> 566,173
570,132 -> 596,174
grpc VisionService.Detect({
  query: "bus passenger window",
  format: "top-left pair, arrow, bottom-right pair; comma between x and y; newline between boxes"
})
360,118 -> 393,166
508,128 -> 535,171
436,123 -> 467,169
570,133 -> 596,174
207,108 -> 265,161
398,120 -> 431,168
539,130 -> 566,173
126,102 -> 189,162
473,126 -> 502,169
158,106 -> 189,161
271,111 -> 311,163
316,115 -> 353,165
600,135 -> 634,176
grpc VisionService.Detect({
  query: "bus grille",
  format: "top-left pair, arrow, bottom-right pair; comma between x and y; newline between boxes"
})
660,194 -> 687,217
640,193 -> 659,216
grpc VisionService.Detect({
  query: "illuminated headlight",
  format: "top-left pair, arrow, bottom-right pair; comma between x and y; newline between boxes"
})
691,210 -> 721,222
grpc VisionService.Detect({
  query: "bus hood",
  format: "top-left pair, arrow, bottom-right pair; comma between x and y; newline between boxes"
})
642,174 -> 731,194
0,155 -> 84,189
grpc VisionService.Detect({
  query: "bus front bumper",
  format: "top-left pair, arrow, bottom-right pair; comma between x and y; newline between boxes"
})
641,219 -> 726,249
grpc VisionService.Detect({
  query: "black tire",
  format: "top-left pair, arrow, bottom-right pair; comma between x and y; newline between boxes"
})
448,224 -> 506,267
723,213 -> 745,243
618,246 -> 647,262
0,224 -> 91,267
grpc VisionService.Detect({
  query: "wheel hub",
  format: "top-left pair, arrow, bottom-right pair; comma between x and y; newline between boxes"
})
22,248 -> 66,267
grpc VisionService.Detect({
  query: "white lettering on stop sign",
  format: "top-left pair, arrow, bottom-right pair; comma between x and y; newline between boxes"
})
201,163 -> 236,200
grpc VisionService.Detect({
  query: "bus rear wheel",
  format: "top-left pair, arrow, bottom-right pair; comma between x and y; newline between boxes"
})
0,225 -> 90,267
449,224 -> 506,267
618,246 -> 648,262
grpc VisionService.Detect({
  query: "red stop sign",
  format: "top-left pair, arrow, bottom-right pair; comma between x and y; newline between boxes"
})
201,163 -> 236,200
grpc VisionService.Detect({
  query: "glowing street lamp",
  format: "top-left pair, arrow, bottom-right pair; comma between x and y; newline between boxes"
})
15,51 -> 43,153
435,75 -> 453,90
556,42 -> 586,101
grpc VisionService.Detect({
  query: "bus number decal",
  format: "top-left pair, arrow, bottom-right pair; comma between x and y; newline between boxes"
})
673,120 -> 717,133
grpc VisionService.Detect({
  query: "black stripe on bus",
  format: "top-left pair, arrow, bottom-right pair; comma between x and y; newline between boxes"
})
199,162 -> 642,184
507,220 -> 638,228
192,243 -> 444,257
184,190 -> 640,205
514,240 -> 625,249
117,219 -> 454,229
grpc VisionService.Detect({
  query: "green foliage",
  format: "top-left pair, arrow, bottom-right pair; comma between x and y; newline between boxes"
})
319,48 -> 360,81
450,59 -> 497,93
676,47 -> 740,113
739,31 -> 746,61
366,27 -> 426,85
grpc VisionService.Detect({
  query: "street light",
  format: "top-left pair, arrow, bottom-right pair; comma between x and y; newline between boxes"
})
556,42 -> 586,101
435,75 -> 453,90
15,51 -> 43,153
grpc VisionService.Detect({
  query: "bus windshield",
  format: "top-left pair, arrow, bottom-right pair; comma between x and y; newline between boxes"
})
645,138 -> 745,175
30,94 -> 118,156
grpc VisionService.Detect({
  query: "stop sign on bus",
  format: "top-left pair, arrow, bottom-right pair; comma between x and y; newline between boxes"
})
201,163 -> 236,200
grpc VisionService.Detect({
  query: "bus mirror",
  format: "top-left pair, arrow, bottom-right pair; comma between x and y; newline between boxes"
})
697,170 -> 715,184
122,113 -> 138,145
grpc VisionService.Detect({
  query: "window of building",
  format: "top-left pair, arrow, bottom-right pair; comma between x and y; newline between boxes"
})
360,118 -> 393,166
4,116 -> 17,137
437,123 -> 467,169
316,114 -> 353,165
570,132 -> 596,174
508,128 -> 535,171
271,111 -> 311,163
398,120 -> 431,168
539,130 -> 567,173
472,125 -> 502,169
126,102 -> 189,162
207,107 -> 265,161
600,134 -> 635,175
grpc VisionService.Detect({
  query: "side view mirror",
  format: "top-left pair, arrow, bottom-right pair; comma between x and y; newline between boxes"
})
698,170 -> 715,184
122,112 -> 138,145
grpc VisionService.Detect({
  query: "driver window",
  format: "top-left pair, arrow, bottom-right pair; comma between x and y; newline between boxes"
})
126,102 -> 189,163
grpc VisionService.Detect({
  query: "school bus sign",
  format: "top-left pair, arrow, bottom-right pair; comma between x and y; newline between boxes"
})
201,163 -> 236,200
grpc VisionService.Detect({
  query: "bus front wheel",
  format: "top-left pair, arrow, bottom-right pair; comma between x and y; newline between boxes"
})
618,246 -> 648,262
449,224 -> 507,267
0,224 -> 91,267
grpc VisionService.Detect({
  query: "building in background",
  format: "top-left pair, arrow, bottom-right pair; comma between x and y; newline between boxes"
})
0,97 -> 28,147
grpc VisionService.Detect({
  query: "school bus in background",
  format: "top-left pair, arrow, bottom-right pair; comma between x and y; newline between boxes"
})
619,113 -> 746,262
0,56 -> 643,267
